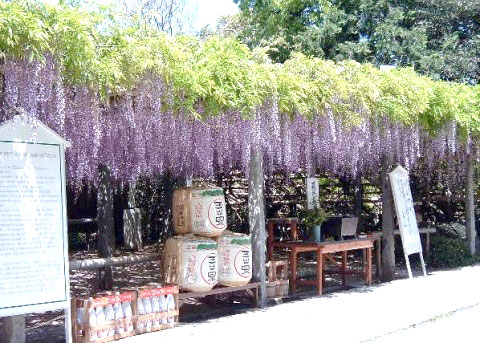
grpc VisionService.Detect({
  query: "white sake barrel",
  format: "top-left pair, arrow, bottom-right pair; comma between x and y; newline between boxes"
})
163,235 -> 218,292
218,231 -> 252,287
172,187 -> 227,237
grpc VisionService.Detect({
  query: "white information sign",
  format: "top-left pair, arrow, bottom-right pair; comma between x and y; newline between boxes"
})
0,142 -> 68,315
0,115 -> 71,333
306,177 -> 319,209
389,165 -> 426,277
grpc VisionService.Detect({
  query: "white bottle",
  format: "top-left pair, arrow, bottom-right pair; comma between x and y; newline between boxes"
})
76,308 -> 85,325
88,307 -> 97,341
136,298 -> 145,331
151,296 -> 161,328
76,308 -> 85,336
122,301 -> 134,332
95,306 -> 108,339
104,304 -> 115,337
143,297 -> 153,330
113,302 -> 124,335
159,295 -> 168,325
166,294 -> 176,324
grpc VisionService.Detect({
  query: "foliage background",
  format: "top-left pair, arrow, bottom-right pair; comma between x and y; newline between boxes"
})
1,1 -> 479,133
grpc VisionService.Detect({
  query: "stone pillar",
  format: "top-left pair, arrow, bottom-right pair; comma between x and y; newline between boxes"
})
123,209 -> 142,250
123,183 -> 142,250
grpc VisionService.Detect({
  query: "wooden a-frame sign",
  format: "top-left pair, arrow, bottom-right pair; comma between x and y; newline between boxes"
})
389,165 -> 427,278
0,115 -> 72,342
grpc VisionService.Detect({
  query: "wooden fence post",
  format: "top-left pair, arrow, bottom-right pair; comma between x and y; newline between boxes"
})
248,147 -> 267,307
97,164 -> 115,289
381,153 -> 395,282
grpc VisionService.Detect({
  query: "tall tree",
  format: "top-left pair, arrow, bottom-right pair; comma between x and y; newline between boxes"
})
413,0 -> 480,82
234,0 -> 480,83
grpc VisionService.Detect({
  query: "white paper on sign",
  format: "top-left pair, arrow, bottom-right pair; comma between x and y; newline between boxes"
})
0,115 -> 72,343
0,142 -> 68,314
306,177 -> 319,209
389,166 -> 422,256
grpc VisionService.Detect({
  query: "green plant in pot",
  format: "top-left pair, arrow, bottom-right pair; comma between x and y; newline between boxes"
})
300,204 -> 329,242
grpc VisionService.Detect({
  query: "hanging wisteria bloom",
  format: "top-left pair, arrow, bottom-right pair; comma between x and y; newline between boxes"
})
1,58 -> 477,190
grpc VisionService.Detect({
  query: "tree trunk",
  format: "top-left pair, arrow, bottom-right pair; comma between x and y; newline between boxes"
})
248,147 -> 267,307
465,155 -> 476,255
97,164 -> 115,289
381,154 -> 395,282
0,315 -> 25,343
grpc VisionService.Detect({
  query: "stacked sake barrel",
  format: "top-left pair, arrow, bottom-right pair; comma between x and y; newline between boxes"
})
217,230 -> 253,287
163,187 -> 252,292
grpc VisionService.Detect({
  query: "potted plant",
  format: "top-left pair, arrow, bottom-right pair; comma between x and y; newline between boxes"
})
300,203 -> 329,242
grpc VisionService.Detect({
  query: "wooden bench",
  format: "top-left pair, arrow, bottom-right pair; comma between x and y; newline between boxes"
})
178,282 -> 261,308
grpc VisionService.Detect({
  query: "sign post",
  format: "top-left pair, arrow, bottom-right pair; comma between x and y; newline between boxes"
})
388,165 -> 427,278
306,177 -> 319,209
0,115 -> 72,342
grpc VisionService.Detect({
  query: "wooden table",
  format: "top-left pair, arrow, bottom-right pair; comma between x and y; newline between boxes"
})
272,239 -> 374,295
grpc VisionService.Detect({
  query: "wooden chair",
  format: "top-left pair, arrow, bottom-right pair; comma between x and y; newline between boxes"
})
267,218 -> 299,261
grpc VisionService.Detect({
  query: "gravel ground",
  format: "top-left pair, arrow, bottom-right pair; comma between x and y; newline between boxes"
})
365,304 -> 480,342
120,263 -> 480,343
9,246 -> 369,342
4,247 -> 479,343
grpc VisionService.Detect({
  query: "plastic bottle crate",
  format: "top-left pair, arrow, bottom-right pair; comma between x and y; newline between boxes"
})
135,284 -> 179,334
71,291 -> 137,343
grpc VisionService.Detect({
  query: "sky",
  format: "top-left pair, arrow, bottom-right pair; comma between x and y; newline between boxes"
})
189,0 -> 239,31
42,0 -> 239,33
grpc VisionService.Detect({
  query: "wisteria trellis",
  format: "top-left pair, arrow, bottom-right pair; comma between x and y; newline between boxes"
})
0,58 -> 473,187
